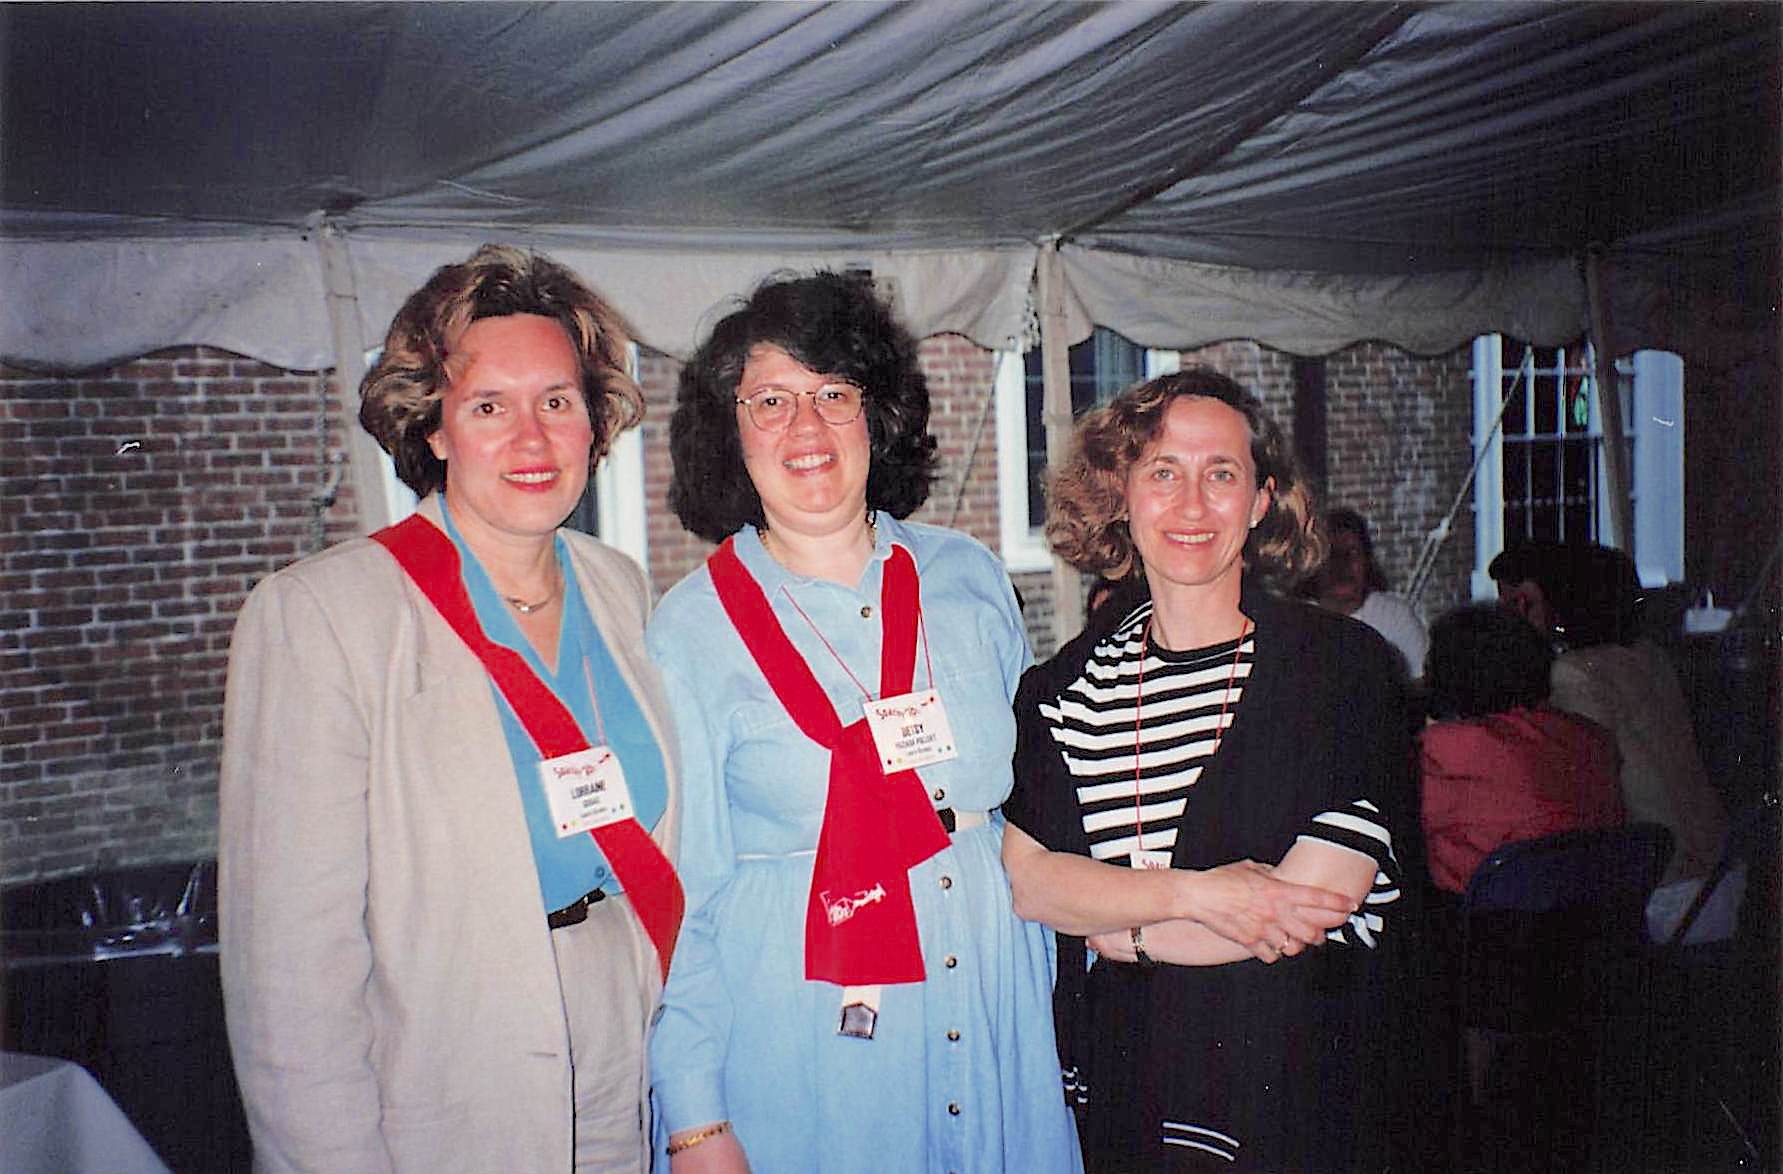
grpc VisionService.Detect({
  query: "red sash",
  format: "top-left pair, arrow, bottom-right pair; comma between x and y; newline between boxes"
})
373,515 -> 683,980
706,536 -> 949,986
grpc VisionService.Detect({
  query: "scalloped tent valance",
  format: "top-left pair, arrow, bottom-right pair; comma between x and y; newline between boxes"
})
1,1 -> 1775,372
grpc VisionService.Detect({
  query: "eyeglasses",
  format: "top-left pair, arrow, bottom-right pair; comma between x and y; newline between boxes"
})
734,383 -> 865,432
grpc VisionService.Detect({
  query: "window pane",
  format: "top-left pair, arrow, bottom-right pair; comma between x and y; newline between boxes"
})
1024,354 -> 1047,530
1504,437 -> 1531,516
1533,361 -> 1560,435
568,480 -> 600,536
1561,436 -> 1595,504
1025,327 -> 1146,530
1495,336 -> 1603,551
1502,380 -> 1529,438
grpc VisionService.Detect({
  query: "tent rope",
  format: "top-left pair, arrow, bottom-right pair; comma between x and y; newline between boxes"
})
1406,346 -> 1533,605
944,348 -> 1007,530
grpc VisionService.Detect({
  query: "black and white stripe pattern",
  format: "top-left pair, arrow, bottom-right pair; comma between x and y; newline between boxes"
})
1303,798 -> 1399,946
1040,603 -> 1398,946
1038,605 -> 1251,866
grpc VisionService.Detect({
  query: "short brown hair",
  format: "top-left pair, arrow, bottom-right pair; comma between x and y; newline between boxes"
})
359,244 -> 643,495
1044,368 -> 1323,592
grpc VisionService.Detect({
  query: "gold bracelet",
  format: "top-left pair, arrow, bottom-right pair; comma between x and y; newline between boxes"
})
666,1121 -> 731,1156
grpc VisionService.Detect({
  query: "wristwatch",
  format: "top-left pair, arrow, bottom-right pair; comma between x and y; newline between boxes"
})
1130,925 -> 1156,967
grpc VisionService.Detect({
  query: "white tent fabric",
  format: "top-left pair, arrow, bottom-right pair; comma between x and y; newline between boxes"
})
1,1 -> 1775,368
1057,248 -> 1587,357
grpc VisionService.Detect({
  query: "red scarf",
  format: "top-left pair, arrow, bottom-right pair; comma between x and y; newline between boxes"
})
373,515 -> 683,981
707,537 -> 950,986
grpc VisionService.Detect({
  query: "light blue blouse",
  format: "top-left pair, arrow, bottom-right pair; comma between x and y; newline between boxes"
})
646,516 -> 1081,1173
441,501 -> 667,913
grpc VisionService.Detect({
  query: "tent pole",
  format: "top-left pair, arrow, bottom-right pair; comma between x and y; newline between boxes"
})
1585,251 -> 1634,552
315,220 -> 392,534
1037,241 -> 1082,649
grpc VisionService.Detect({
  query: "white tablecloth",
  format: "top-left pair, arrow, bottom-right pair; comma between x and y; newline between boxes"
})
0,1052 -> 170,1174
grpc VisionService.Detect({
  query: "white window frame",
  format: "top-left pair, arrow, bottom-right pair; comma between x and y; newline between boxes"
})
995,338 -> 1177,572
1470,334 -> 1683,596
592,345 -> 650,566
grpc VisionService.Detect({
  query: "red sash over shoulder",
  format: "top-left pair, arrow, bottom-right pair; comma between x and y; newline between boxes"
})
373,514 -> 682,980
706,536 -> 949,986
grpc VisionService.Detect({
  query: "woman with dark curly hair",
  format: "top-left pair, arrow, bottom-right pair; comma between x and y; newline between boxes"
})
646,272 -> 1079,1173
221,244 -> 681,1172
1003,369 -> 1417,1172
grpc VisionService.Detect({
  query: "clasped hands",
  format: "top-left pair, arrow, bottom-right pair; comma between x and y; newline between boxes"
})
1086,860 -> 1355,966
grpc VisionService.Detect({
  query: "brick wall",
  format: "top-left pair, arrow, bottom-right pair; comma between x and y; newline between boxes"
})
3,335 -> 1475,882
1183,341 -> 1301,436
637,346 -> 707,594
1322,343 -> 1475,620
2,349 -> 351,883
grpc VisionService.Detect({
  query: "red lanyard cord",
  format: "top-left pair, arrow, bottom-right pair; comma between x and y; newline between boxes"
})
780,584 -> 935,702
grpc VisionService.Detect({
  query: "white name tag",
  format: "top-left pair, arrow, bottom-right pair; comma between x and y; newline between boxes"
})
540,746 -> 634,837
1129,849 -> 1172,870
863,688 -> 959,772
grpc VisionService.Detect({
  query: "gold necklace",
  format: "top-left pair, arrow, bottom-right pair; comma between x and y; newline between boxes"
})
503,572 -> 562,615
757,510 -> 879,555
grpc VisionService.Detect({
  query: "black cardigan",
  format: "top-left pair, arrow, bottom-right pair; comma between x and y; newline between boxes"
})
1005,580 -> 1424,1172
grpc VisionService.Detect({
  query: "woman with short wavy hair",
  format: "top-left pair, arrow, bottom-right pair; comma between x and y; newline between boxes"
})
360,243 -> 644,494
1004,368 -> 1416,1172
1044,368 -> 1323,592
223,244 -> 678,1173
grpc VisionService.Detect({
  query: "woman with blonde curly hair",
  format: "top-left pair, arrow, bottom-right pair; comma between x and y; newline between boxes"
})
1004,368 -> 1418,1171
221,244 -> 682,1172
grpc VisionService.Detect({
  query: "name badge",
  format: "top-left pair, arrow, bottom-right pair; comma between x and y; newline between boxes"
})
1129,849 -> 1172,870
863,688 -> 958,772
540,746 -> 633,837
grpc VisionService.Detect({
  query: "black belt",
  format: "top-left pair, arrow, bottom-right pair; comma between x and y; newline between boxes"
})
547,886 -> 606,930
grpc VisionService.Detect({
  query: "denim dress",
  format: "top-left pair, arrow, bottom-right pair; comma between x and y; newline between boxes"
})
647,518 -> 1081,1173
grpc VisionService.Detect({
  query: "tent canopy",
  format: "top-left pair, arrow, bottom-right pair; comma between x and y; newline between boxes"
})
2,1 -> 1776,370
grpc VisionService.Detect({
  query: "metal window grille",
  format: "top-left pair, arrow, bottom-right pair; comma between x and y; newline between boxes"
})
1494,338 -> 1634,546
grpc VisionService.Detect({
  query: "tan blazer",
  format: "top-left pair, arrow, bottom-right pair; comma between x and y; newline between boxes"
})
220,496 -> 680,1173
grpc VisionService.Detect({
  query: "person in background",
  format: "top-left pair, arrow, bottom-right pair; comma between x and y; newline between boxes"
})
221,245 -> 681,1172
1300,507 -> 1429,679
646,272 -> 1079,1173
1419,604 -> 1624,895
1488,542 -> 1566,644
1490,542 -> 1727,883
1004,368 -> 1416,1172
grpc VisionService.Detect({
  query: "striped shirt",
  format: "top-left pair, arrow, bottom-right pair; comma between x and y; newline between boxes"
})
1039,603 -> 1398,947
